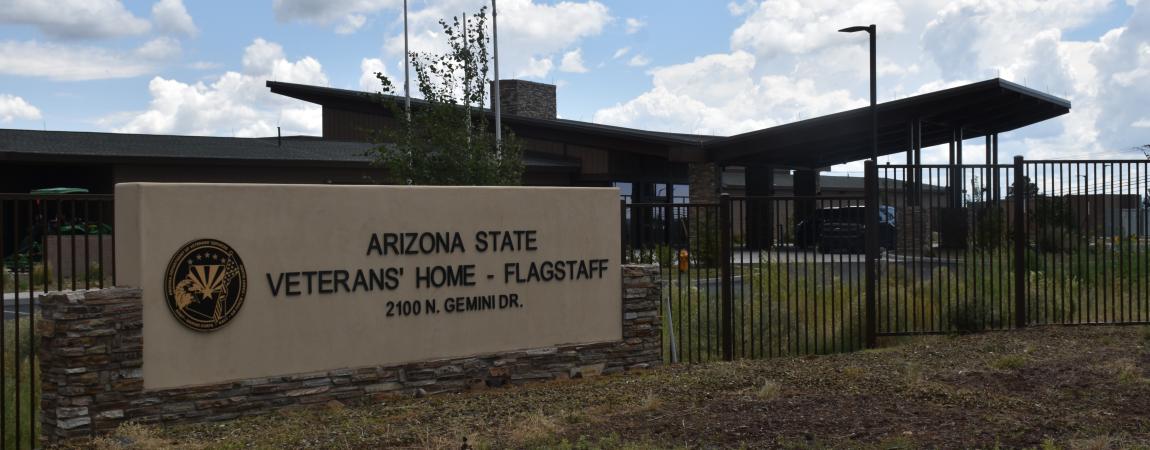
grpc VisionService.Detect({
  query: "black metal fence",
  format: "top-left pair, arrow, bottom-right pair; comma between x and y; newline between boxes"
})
625,158 -> 1150,364
1,194 -> 114,449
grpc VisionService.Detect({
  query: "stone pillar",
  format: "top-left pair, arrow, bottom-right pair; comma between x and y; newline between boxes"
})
688,162 -> 720,204
495,80 -> 556,120
794,169 -> 820,247
630,182 -> 656,248
38,288 -> 143,441
745,165 -> 775,249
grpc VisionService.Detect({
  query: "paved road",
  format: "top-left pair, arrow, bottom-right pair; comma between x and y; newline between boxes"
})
3,292 -> 43,321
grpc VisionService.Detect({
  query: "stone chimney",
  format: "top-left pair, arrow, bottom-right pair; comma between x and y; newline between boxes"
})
494,80 -> 556,120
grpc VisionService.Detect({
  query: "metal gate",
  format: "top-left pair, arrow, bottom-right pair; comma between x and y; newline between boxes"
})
625,158 -> 1150,364
623,194 -> 869,363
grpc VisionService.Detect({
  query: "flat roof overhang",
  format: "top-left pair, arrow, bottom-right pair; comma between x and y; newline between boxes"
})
268,78 -> 1070,170
709,78 -> 1071,168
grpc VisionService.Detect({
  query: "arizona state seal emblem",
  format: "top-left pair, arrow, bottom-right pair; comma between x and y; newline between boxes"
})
164,239 -> 247,331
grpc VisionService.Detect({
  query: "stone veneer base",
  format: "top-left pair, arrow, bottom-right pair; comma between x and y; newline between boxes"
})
38,265 -> 662,443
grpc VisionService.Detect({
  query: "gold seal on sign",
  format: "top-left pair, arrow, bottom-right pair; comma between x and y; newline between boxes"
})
163,239 -> 247,332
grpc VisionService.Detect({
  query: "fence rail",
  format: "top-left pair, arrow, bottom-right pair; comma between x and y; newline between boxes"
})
1,193 -> 114,449
625,158 -> 1150,364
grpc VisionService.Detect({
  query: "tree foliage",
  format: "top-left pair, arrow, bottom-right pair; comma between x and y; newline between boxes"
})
370,7 -> 523,186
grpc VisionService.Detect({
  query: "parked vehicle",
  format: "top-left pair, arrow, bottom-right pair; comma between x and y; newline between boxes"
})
794,206 -> 897,253
2,187 -> 112,270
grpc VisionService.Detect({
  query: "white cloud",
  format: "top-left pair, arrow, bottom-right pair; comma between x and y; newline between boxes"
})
516,56 -> 554,78
335,14 -> 367,34
273,0 -> 395,34
612,47 -> 630,59
188,61 -> 221,70
731,0 -> 905,59
109,39 -> 327,137
625,18 -> 646,34
560,48 -> 588,73
727,1 -> 756,15
627,54 -> 650,67
0,94 -> 42,123
135,37 -> 182,60
0,40 -> 158,81
359,57 -> 389,91
152,0 -> 198,36
595,51 -> 862,135
384,0 -> 611,81
922,0 -> 1110,82
0,0 -> 150,39
596,0 -> 1150,164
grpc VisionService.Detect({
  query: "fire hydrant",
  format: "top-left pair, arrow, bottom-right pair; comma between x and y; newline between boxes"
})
678,249 -> 689,273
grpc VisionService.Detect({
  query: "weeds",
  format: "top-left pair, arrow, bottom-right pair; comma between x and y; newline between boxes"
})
990,355 -> 1028,371
754,379 -> 782,400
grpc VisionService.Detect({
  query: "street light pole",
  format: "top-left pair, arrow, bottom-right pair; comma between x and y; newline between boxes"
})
840,24 -> 878,347
839,24 -> 877,161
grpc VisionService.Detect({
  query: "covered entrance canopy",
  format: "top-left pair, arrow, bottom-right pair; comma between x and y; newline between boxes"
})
708,78 -> 1070,169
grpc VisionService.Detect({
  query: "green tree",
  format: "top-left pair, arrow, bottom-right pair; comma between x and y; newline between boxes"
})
370,7 -> 523,186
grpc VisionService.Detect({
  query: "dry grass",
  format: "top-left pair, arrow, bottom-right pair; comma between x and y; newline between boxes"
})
754,379 -> 782,400
990,354 -> 1028,371
56,325 -> 1150,450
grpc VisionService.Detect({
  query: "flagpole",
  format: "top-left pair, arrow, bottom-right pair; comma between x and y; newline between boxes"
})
492,0 -> 502,146
403,0 -> 411,121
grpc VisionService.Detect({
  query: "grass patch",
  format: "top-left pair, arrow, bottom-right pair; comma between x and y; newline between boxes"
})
657,242 -> 1150,364
990,354 -> 1028,371
1114,360 -> 1145,385
2,316 -> 40,450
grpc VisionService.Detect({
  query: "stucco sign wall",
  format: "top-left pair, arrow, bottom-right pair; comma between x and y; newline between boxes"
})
115,183 -> 621,389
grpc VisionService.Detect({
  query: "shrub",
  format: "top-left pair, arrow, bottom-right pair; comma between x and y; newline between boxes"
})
1035,226 -> 1078,253
973,207 -> 1007,249
31,263 -> 52,288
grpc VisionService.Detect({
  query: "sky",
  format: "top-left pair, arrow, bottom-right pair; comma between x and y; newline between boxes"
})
0,0 -> 1147,173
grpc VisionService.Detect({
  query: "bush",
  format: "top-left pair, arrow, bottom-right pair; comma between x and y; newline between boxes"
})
31,263 -> 51,287
1035,226 -> 1078,253
973,207 -> 1007,249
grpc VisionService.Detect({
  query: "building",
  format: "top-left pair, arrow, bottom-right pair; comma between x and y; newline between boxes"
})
0,77 -> 1073,251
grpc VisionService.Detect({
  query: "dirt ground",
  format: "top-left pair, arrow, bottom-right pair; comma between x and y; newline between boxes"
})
69,325 -> 1150,449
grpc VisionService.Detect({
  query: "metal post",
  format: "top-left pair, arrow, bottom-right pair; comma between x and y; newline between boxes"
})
985,134 -> 993,203
864,160 -> 879,347
491,0 -> 502,146
620,198 -> 628,264
664,183 -> 673,247
403,0 -> 411,120
1013,156 -> 1028,328
992,133 -> 1000,202
914,119 -> 922,206
869,25 -> 877,162
719,193 -> 734,361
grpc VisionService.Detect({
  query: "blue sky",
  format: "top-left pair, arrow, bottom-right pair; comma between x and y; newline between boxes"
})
0,0 -> 1147,170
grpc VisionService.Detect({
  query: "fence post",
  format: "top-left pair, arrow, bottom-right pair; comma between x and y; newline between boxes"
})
719,193 -> 734,361
1013,156 -> 1028,328
864,160 -> 878,348
620,199 -> 628,264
